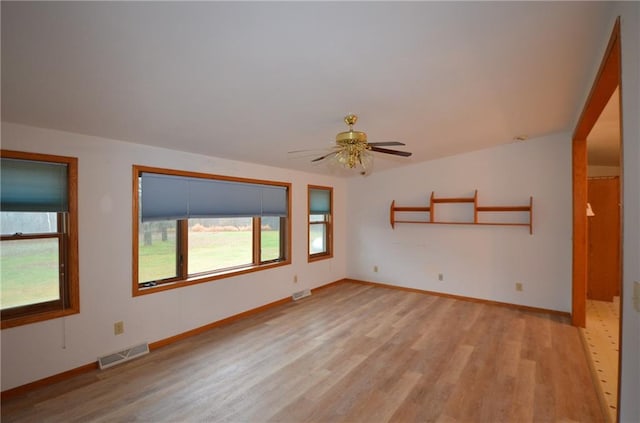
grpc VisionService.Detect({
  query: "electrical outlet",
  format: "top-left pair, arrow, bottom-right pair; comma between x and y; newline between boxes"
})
515,282 -> 523,292
374,265 -> 379,273
438,273 -> 444,281
114,321 -> 124,335
293,275 -> 298,283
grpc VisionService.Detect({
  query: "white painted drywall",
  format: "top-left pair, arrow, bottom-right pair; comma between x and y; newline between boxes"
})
346,133 -> 572,313
612,3 -> 640,421
2,6 -> 638,415
0,122 -> 347,391
572,4 -> 639,421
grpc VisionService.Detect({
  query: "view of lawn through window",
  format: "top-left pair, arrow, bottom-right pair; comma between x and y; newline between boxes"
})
0,212 -> 61,309
138,217 -> 283,284
1,152 -> 78,328
134,166 -> 290,292
188,218 -> 254,275
138,220 -> 179,283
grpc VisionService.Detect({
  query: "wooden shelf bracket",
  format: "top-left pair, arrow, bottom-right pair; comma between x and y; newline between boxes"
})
390,190 -> 533,234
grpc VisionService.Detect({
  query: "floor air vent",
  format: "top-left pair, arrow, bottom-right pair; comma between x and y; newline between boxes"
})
98,342 -> 149,369
292,289 -> 311,301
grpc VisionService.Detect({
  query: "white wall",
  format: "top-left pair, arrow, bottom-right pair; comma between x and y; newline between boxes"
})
346,133 -> 572,312
0,122 -> 347,391
613,3 -> 640,421
573,4 -> 639,421
2,8 -> 638,417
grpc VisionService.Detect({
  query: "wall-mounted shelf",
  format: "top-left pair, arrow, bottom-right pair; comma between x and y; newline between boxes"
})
390,190 -> 533,234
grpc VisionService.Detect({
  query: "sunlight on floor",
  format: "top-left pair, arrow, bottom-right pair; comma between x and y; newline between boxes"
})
582,297 -> 619,423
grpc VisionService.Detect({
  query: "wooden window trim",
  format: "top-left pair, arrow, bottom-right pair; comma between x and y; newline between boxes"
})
1,150 -> 79,329
132,165 -> 291,297
308,185 -> 333,263
252,216 -> 261,265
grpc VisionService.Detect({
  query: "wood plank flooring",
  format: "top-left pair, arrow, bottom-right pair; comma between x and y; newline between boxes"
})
1,282 -> 605,422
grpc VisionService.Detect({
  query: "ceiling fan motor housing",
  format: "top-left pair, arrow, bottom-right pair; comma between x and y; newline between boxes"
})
336,130 -> 368,145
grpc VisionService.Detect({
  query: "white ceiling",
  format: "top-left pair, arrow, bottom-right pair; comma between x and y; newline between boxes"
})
587,86 -> 620,167
1,2 -> 613,176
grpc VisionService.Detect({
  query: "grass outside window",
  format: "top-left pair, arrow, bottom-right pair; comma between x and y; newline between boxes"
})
1,150 -> 79,329
133,165 -> 291,295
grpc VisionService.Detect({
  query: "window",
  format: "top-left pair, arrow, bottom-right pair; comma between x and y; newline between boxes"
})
1,150 -> 79,329
308,185 -> 333,261
133,166 -> 290,295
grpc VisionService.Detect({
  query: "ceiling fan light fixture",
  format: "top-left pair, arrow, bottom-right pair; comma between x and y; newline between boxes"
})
358,149 -> 374,176
335,144 -> 373,175
302,114 -> 411,176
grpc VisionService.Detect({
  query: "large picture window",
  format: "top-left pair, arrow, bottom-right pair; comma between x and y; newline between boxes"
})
308,185 -> 333,262
133,166 -> 290,295
1,150 -> 79,329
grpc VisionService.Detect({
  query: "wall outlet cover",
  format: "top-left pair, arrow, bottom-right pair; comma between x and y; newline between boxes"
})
114,321 -> 124,335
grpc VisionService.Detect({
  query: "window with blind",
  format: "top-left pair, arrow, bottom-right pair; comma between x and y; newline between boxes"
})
133,165 -> 291,295
0,150 -> 79,329
308,185 -> 333,261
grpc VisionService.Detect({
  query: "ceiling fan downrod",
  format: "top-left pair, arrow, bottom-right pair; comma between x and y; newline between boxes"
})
336,114 -> 367,145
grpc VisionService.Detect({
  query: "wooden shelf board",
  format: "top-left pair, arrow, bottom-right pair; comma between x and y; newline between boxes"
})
475,222 -> 530,227
477,206 -> 531,212
391,193 -> 533,234
392,221 -> 530,228
432,197 -> 475,204
393,207 -> 431,212
427,221 -> 477,225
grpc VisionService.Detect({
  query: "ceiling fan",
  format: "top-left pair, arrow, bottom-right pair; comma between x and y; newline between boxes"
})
307,114 -> 412,175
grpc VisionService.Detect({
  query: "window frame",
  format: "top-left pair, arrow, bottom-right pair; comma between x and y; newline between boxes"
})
0,150 -> 79,329
308,185 -> 333,262
132,165 -> 291,296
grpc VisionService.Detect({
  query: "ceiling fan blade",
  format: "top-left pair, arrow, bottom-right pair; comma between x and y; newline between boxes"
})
288,148 -> 330,154
367,141 -> 406,146
370,146 -> 412,157
311,151 -> 338,162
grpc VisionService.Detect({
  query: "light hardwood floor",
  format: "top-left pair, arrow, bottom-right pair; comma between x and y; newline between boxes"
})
1,282 -> 604,422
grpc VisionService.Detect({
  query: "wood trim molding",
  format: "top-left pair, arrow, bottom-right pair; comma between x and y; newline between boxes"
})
1,279 -> 345,400
0,150 -> 80,329
310,278 -> 346,292
0,362 -> 98,401
1,276 -> 568,400
148,296 -> 291,350
149,278 -> 346,350
345,278 -> 572,318
307,184 -> 334,262
131,164 -> 293,297
0,275 -> 572,399
572,137 -> 589,327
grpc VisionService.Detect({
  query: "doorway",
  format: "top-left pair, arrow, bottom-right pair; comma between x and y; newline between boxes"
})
585,88 -> 622,422
572,18 -> 622,422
